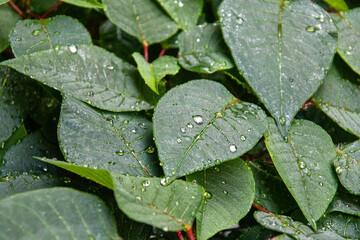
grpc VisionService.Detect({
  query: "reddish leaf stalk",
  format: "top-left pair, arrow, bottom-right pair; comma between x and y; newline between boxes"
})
252,202 -> 274,215
159,47 -> 167,58
176,231 -> 185,240
41,1 -> 63,19
143,40 -> 149,62
301,100 -> 314,110
187,228 -> 195,240
8,0 -> 26,18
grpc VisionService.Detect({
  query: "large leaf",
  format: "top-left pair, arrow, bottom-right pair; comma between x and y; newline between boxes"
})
178,23 -> 234,74
1,45 -> 153,112
156,0 -> 203,30
333,140 -> 360,195
10,15 -> 92,57
58,96 -> 161,177
254,211 -> 345,240
0,5 -> 20,53
313,62 -> 360,137
154,80 -> 267,180
112,174 -> 204,231
62,0 -> 104,8
219,0 -> 337,134
103,0 -> 178,44
187,159 -> 255,240
336,8 -> 360,75
0,188 -> 120,239
265,119 -> 338,228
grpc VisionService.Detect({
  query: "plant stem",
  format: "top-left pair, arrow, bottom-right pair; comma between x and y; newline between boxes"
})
252,202 -> 273,215
301,100 -> 314,110
143,40 -> 149,62
187,227 -> 195,240
41,1 -> 63,19
8,0 -> 26,18
176,231 -> 185,240
159,47 -> 167,58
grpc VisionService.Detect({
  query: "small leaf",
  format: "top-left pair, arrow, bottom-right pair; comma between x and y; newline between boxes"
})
133,53 -> 180,94
62,0 -> 104,8
0,188 -> 120,239
265,119 -> 338,228
328,192 -> 360,217
336,8 -> 360,75
317,212 -> 360,239
156,0 -> 203,30
10,15 -> 92,57
112,173 -> 204,231
1,45 -> 153,112
0,5 -> 21,53
154,80 -> 267,180
313,62 -> 360,137
334,140 -> 360,195
178,23 -> 234,74
187,159 -> 255,240
219,0 -> 337,134
103,0 -> 178,44
322,0 -> 349,11
58,96 -> 161,177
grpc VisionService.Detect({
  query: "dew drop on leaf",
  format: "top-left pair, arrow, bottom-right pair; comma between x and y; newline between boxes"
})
186,123 -> 194,128
223,190 -> 228,195
116,150 -> 124,156
299,162 -> 306,169
192,115 -> 204,124
306,26 -> 316,32
87,91 -> 94,96
240,135 -> 246,141
204,191 -> 212,199
180,127 -> 186,133
142,180 -> 150,187
229,144 -> 237,152
69,45 -> 78,53
136,196 -> 142,200
32,29 -> 40,36
160,178 -> 167,186
177,138 -> 182,143
214,167 -> 220,172
335,166 -> 343,174
345,50 -> 352,55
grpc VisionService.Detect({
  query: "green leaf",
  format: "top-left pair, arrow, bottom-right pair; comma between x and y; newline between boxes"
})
336,8 -> 360,75
112,173 -> 204,231
249,159 -> 297,214
30,0 -> 58,13
327,192 -> 360,217
154,80 -> 267,180
103,0 -> 179,44
58,96 -> 161,177
117,211 -> 152,240
133,52 -> 180,94
186,159 -> 255,240
322,0 -> 348,11
156,0 -> 203,30
1,45 -> 153,112
334,140 -> 360,195
178,23 -> 234,74
0,187 -> 120,239
265,119 -> 338,228
219,0 -> 337,134
231,225 -> 277,240
0,0 -> 9,5
0,5 -> 21,53
313,62 -> 360,137
0,175 -> 66,200
62,0 -> 104,8
254,211 -> 346,240
10,15 -> 92,57
317,212 -> 360,239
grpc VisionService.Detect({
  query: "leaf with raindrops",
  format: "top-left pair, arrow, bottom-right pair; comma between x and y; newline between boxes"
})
317,212 -> 360,239
0,188 -> 120,239
154,80 -> 267,181
219,0 -> 337,134
9,15 -> 92,57
57,96 -> 162,177
265,118 -> 338,228
1,45 -> 153,112
186,159 -> 255,240
112,173 -> 204,232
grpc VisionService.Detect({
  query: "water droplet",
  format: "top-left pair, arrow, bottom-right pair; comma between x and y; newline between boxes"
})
299,162 -> 306,169
42,166 -> 48,172
145,146 -> 155,154
136,196 -> 142,200
221,181 -> 226,184
87,91 -> 94,96
236,16 -> 244,25
204,191 -> 212,199
162,227 -> 168,232
229,144 -> 237,153
223,190 -> 228,195
186,123 -> 194,129
16,37 -> 22,41
69,45 -> 77,53
279,116 -> 286,125
138,122 -> 146,129
196,38 -> 200,43
106,65 -> 114,70
32,30 -> 40,36
214,167 -> 220,172
282,223 -> 288,228
318,175 -> 322,179
180,127 -> 186,133
131,129 -> 137,134
177,138 -> 182,143
160,178 -> 167,186
178,0 -> 183,7
260,193 -> 267,199
116,150 -> 124,156
108,161 -> 116,165
142,180 -> 150,187
240,135 -> 246,141
335,166 -> 343,174
319,182 -> 324,186
54,46 -> 60,51
306,26 -> 316,32
193,115 -> 204,124
175,201 -> 179,206
192,179 -> 197,184
345,50 -> 352,55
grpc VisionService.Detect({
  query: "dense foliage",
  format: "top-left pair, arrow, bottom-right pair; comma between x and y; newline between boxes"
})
0,0 -> 359,239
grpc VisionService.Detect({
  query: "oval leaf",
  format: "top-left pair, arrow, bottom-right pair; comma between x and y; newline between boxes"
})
187,159 -> 255,240
112,173 -> 204,231
219,0 -> 337,134
178,23 -> 234,74
103,0 -> 178,44
10,15 -> 92,57
58,96 -> 161,177
1,45 -> 153,112
265,119 -> 338,228
334,140 -> 360,195
0,188 -> 120,239
154,80 -> 267,180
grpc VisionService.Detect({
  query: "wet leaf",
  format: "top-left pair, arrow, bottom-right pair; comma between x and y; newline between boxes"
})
317,212 -> 360,239
0,5 -> 20,53
327,192 -> 360,216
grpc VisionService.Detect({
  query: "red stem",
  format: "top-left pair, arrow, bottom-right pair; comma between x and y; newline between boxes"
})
176,231 -> 185,240
187,228 -> 195,240
159,47 -> 167,58
8,0 -> 26,18
41,1 -> 63,19
252,202 -> 275,216
301,100 -> 314,110
143,40 -> 149,62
